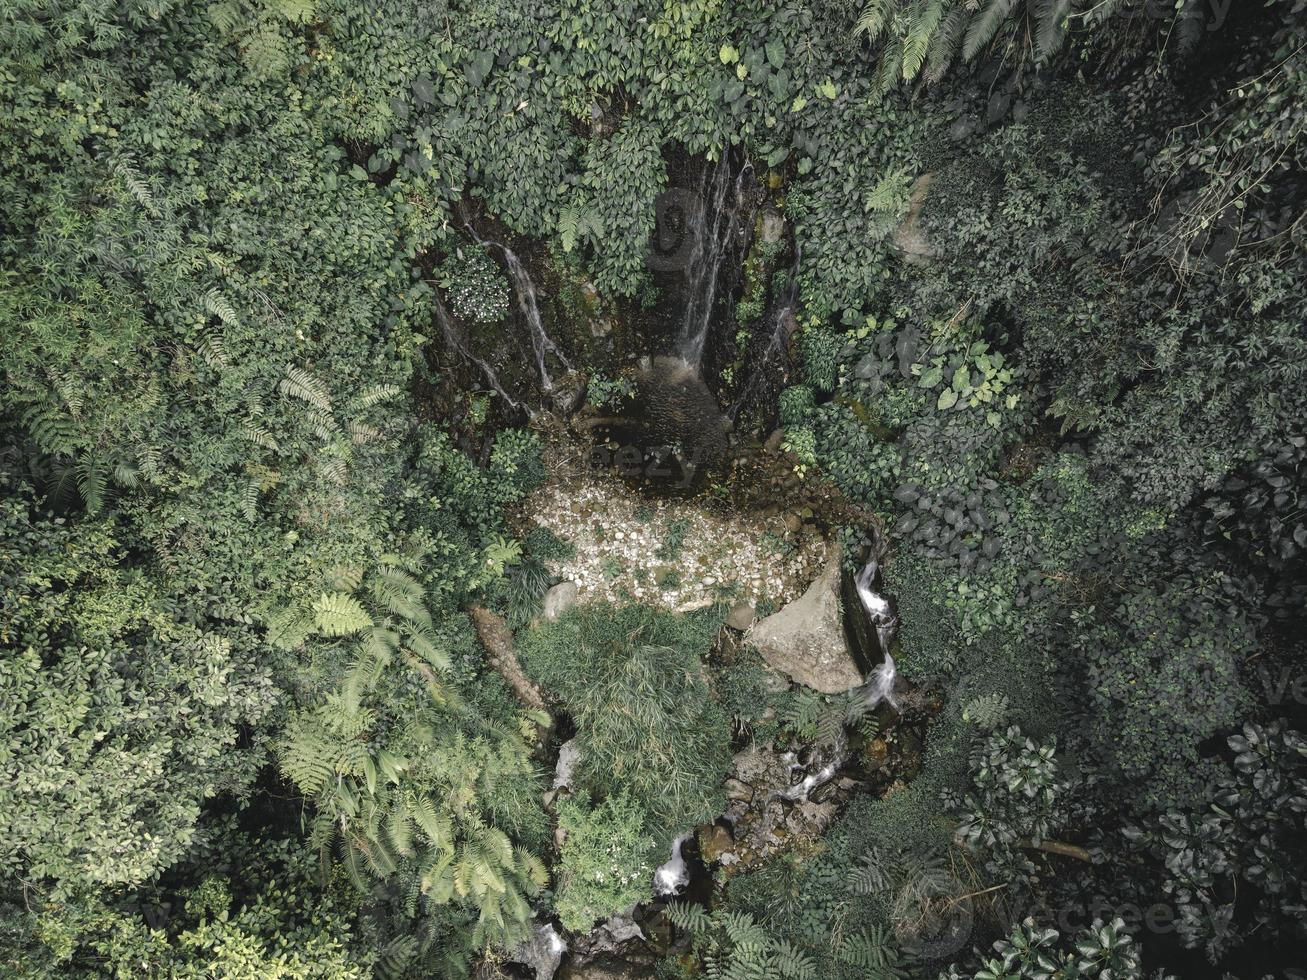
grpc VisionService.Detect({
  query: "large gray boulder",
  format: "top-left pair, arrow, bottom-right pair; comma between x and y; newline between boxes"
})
543,581 -> 579,621
746,544 -> 863,693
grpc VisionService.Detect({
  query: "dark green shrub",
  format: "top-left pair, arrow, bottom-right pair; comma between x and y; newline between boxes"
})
777,385 -> 816,427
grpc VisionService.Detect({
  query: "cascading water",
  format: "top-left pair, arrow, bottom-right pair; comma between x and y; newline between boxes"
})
432,295 -> 529,415
497,242 -> 573,393
778,736 -> 849,803
729,245 -> 801,420
461,220 -> 572,395
779,558 -> 901,803
652,833 -> 691,897
851,559 -> 900,713
511,922 -> 568,980
673,152 -> 754,370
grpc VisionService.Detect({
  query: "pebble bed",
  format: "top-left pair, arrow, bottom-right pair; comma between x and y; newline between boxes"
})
520,457 -> 827,613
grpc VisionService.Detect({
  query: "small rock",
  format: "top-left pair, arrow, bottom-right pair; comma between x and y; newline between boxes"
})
726,602 -> 756,631
543,581 -> 579,621
759,207 -> 786,245
698,824 -> 735,864
723,778 -> 752,802
763,429 -> 785,453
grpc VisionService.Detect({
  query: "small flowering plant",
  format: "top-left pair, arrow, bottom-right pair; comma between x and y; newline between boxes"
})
438,245 -> 510,324
554,791 -> 658,932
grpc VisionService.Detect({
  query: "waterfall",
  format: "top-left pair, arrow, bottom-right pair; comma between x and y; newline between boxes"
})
460,220 -> 572,395
432,294 -> 530,416
778,736 -> 849,803
729,245 -> 801,419
674,152 -> 753,370
851,559 -> 900,713
652,833 -> 691,897
497,241 -> 573,393
511,922 -> 567,980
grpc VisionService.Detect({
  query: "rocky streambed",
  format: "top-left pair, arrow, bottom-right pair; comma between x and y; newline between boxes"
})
496,418 -> 928,980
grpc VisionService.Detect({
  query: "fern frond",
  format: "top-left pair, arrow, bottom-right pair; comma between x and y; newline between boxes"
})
848,849 -> 893,895
963,0 -> 1020,61
242,476 -> 261,521
242,420 -> 280,451
1032,0 -> 1072,61
198,332 -> 228,368
836,925 -> 901,969
266,605 -> 312,650
279,364 -> 332,411
371,565 -> 425,613
326,564 -> 364,592
375,935 -> 418,980
515,847 -> 548,891
902,0 -> 946,80
666,899 -> 712,935
420,850 -> 455,902
773,941 -> 816,979
208,0 -> 240,33
347,420 -> 382,444
854,0 -> 900,40
387,805 -> 415,858
203,289 -> 241,328
321,454 -> 348,485
410,794 -> 452,848
558,203 -> 580,252
871,37 -> 905,98
275,0 -> 315,22
313,592 -> 374,636
76,454 -> 107,514
281,727 -> 335,795
114,156 -> 160,217
24,406 -> 81,455
354,383 -> 402,409
924,4 -> 968,82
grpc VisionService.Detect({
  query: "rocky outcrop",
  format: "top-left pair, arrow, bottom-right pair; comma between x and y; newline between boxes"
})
746,544 -> 863,693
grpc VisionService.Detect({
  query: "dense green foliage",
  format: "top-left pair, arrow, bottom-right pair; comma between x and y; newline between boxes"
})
2,0 -> 1304,975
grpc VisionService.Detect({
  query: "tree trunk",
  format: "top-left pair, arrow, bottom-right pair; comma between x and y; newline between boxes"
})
469,605 -> 549,719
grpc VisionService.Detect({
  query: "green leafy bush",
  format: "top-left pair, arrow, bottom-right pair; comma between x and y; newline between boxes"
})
777,385 -> 816,427
554,792 -> 658,932
797,324 -> 842,393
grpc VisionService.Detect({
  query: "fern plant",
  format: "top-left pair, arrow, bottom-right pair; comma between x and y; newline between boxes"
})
665,903 -> 820,979
280,563 -> 545,951
854,0 -> 1098,93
